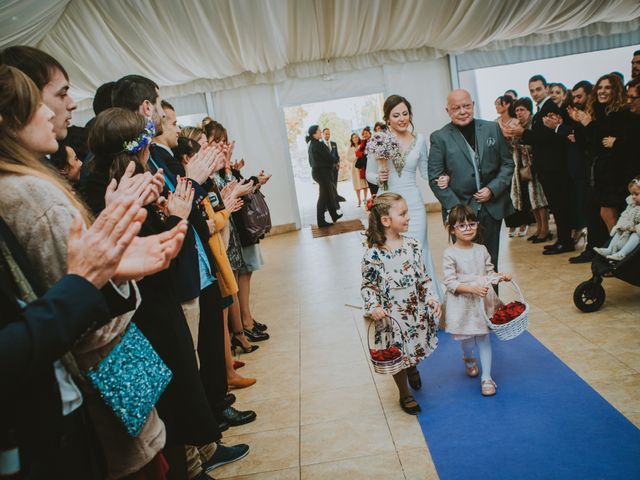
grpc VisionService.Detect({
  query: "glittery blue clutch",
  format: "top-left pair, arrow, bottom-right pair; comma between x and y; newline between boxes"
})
86,323 -> 172,437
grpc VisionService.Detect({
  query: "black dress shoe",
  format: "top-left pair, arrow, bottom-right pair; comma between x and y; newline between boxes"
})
219,406 -> 257,426
337,195 -> 347,202
252,320 -> 268,332
569,250 -> 596,264
542,243 -> 575,255
224,393 -> 236,408
532,233 -> 553,244
331,213 -> 343,222
543,241 -> 559,250
218,419 -> 230,432
243,327 -> 270,342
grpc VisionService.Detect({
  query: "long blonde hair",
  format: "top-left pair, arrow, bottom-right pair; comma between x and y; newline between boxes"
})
364,192 -> 404,248
0,65 -> 91,224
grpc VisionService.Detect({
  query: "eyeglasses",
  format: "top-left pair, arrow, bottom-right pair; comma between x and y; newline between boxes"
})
454,221 -> 479,231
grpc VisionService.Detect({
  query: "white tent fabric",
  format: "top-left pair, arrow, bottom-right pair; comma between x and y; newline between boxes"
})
2,0 -> 639,228
2,0 -> 639,105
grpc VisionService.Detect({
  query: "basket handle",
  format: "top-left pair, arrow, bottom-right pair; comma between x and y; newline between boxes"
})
474,278 -> 525,323
366,315 -> 407,354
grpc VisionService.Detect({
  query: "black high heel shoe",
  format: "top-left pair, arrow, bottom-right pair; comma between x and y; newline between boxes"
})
244,327 -> 270,342
252,320 -> 268,332
231,332 -> 259,353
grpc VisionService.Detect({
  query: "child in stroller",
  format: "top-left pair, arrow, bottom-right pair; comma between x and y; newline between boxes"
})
593,176 -> 640,261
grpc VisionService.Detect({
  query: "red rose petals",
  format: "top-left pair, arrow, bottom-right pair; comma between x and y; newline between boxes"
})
490,301 -> 526,325
370,346 -> 402,361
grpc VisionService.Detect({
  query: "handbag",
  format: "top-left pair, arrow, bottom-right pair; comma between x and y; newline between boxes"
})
86,323 -> 172,437
519,149 -> 533,182
355,154 -> 367,170
237,189 -> 272,245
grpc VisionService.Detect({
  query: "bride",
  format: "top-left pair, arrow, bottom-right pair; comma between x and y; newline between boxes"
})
366,94 -> 443,301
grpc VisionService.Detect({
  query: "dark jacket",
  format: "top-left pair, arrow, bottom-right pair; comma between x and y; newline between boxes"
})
308,138 -> 335,170
0,217 -> 111,479
520,97 -> 567,174
149,145 -> 218,279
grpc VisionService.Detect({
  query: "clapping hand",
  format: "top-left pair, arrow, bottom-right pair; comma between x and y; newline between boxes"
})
67,193 -> 147,289
167,176 -> 195,219
232,158 -> 246,171
504,124 -> 524,137
542,113 -> 562,130
113,220 -> 188,283
567,106 -> 592,126
232,180 -> 254,199
185,145 -> 217,184
105,161 -> 163,208
257,170 -> 272,185
602,136 -> 616,148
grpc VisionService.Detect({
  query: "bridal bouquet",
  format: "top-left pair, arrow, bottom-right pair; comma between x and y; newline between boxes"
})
365,131 -> 400,191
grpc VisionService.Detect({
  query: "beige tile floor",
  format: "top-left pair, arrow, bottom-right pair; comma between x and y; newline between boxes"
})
212,212 -> 639,480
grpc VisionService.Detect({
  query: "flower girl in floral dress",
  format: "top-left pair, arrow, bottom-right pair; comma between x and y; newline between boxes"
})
361,193 -> 440,415
442,204 -> 511,396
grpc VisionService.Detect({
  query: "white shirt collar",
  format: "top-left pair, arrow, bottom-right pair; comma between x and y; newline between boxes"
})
152,142 -> 172,155
537,96 -> 551,110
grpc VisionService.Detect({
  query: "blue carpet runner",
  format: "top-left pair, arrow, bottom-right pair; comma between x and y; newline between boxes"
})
413,332 -> 640,480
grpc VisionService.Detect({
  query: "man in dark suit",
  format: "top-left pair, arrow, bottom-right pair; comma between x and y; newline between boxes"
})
322,128 -> 346,202
428,89 -> 514,269
505,75 -> 574,255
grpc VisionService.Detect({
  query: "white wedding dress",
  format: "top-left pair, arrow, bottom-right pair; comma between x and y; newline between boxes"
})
366,133 -> 444,302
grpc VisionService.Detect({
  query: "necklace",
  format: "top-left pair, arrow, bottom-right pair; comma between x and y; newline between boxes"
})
392,132 -> 416,177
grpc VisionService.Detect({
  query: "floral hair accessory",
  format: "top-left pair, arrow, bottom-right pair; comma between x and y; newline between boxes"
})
365,196 -> 376,211
122,118 -> 156,154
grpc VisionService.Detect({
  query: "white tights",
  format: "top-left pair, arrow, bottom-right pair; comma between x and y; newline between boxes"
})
461,334 -> 492,381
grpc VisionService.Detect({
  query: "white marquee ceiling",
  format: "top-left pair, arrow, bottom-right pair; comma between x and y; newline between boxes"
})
1,0 -> 639,106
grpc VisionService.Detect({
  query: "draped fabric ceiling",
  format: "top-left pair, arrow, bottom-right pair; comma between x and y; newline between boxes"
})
2,0 -> 639,108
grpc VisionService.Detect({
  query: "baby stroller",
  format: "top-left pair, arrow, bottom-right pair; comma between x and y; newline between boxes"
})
573,243 -> 640,312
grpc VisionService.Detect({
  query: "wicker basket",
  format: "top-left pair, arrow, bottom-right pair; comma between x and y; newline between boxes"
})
485,280 -> 529,341
367,316 -> 407,375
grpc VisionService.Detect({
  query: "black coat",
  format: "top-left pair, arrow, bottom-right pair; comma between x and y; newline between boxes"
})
133,209 -> 220,445
0,218 -> 112,479
521,97 -> 567,174
308,138 -> 335,170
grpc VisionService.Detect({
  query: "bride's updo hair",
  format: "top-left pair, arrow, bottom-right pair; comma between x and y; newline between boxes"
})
383,94 -> 414,132
365,192 -> 404,248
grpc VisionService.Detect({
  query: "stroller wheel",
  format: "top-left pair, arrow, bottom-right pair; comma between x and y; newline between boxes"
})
573,280 -> 606,312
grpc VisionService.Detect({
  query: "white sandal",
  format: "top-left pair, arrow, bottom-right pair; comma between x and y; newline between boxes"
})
481,379 -> 497,396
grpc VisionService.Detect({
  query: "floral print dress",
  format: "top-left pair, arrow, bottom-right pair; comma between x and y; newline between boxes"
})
361,236 -> 438,370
